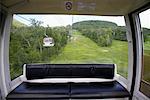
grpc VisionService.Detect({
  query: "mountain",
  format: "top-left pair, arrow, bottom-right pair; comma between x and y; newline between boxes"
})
72,20 -> 118,30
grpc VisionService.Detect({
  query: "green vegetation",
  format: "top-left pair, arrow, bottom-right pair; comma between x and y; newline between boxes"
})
72,20 -> 128,47
73,20 -> 117,30
143,40 -> 150,82
80,28 -> 113,47
51,31 -> 128,77
10,19 -> 68,79
12,19 -> 27,27
140,28 -> 150,82
143,54 -> 150,82
143,28 -> 150,42
113,26 -> 127,41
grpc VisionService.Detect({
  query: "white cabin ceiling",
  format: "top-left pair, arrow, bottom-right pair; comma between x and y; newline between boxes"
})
1,0 -> 149,15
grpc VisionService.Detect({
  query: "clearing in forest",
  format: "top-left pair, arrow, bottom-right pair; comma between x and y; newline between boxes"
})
51,31 -> 128,77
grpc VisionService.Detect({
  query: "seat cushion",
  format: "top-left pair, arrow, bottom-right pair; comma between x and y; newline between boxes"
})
92,64 -> 114,79
71,81 -> 130,99
6,82 -> 70,99
71,65 -> 92,78
26,64 -> 115,80
26,64 -> 71,80
7,81 -> 130,99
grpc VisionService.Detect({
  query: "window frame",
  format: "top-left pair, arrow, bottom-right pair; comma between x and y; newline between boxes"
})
9,14 -> 129,92
139,8 -> 150,98
0,7 -> 12,98
0,1 -> 149,99
128,3 -> 150,99
0,8 -> 7,100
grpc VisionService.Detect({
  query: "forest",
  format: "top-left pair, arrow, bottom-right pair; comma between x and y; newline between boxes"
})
10,19 -> 69,79
73,20 -> 150,46
10,19 -> 150,80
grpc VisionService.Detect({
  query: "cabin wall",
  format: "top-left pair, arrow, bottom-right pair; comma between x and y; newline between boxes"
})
127,3 -> 150,100
0,7 -> 12,99
124,15 -> 134,92
0,88 -> 2,100
0,8 -> 6,100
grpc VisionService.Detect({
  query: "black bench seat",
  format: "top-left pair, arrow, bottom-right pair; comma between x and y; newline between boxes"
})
6,64 -> 130,100
71,81 -> 130,99
7,82 -> 70,100
7,81 -> 130,100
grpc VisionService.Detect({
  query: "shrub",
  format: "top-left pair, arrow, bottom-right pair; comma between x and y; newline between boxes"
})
81,28 -> 113,47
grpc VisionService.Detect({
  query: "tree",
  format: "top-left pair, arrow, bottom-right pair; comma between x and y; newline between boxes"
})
113,26 -> 127,41
10,19 -> 68,79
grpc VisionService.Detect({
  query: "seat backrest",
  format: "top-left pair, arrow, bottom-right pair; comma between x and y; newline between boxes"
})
25,64 -> 115,80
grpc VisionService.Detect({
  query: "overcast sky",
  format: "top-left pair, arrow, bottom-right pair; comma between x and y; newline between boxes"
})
139,9 -> 150,28
14,9 -> 150,28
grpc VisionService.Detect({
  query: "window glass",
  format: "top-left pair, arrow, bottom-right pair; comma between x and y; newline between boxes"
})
9,14 -> 128,80
139,9 -> 150,97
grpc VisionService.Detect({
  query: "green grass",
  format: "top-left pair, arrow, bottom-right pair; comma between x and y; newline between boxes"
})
51,31 -> 128,77
143,41 -> 150,82
143,54 -> 150,82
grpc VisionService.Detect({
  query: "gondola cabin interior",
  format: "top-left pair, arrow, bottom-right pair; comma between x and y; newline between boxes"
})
0,0 -> 150,100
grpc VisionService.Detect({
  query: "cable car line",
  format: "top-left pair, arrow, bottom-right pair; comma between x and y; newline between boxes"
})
16,15 -> 31,22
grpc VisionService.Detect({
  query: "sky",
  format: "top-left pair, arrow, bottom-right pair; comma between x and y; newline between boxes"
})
139,9 -> 150,28
14,9 -> 150,28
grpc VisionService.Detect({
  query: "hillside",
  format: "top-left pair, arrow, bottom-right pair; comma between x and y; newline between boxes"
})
12,19 -> 27,27
51,31 -> 128,77
72,20 -> 150,42
72,20 -> 118,30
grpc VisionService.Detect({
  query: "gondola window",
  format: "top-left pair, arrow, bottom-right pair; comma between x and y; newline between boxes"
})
139,9 -> 150,98
9,15 -> 128,80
